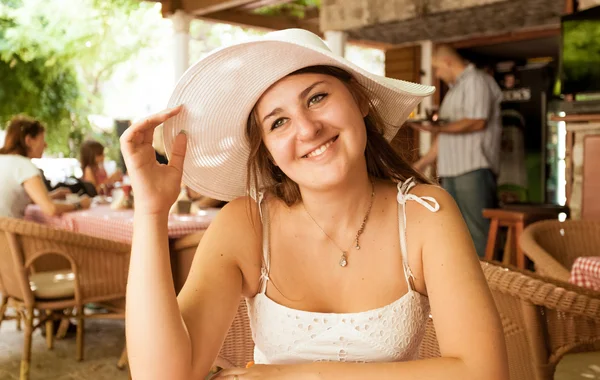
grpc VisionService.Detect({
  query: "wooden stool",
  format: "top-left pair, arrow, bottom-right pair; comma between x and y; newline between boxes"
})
483,206 -> 569,269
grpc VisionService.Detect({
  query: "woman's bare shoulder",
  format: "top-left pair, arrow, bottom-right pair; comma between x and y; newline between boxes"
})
208,196 -> 262,242
406,183 -> 468,245
406,183 -> 456,216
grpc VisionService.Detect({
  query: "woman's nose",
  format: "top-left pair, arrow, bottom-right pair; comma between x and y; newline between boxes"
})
295,112 -> 322,141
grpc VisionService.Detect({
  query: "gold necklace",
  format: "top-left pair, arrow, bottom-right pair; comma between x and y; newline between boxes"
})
303,180 -> 375,267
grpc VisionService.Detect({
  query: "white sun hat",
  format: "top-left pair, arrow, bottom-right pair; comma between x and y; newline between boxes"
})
163,28 -> 435,202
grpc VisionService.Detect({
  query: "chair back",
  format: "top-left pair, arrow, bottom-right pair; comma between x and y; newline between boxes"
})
0,217 -> 131,306
520,220 -> 600,281
0,218 -> 37,305
215,299 -> 254,369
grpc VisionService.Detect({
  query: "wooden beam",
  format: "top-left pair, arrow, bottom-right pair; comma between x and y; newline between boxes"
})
200,9 -> 321,34
234,0 -> 295,11
303,6 -> 319,20
448,27 -> 560,49
182,0 -> 257,16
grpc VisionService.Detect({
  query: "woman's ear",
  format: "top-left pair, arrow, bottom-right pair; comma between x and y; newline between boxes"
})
24,135 -> 33,150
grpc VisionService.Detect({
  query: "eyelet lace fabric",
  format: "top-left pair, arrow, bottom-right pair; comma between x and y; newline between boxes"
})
245,178 -> 439,364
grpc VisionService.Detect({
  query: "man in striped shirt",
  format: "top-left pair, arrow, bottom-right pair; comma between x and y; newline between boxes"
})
413,45 -> 503,258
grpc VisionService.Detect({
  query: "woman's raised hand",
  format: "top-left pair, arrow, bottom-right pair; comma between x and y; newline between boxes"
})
120,106 -> 187,215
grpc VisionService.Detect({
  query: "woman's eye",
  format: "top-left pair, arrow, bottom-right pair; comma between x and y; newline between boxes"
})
308,93 -> 327,106
271,118 -> 287,130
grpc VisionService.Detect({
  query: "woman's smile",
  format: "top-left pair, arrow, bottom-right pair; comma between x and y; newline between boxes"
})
302,135 -> 339,159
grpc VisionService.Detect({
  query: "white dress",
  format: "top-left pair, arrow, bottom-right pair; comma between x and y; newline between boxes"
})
245,178 -> 440,364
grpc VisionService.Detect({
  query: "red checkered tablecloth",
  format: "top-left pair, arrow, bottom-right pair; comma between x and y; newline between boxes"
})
25,204 -> 217,243
569,256 -> 600,291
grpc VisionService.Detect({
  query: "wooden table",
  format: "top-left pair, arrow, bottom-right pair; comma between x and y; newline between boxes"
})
25,203 -> 218,290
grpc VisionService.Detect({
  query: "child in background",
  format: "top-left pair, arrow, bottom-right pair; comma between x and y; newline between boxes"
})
80,140 -> 123,193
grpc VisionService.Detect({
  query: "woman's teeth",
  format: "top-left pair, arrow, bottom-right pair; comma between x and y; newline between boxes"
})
305,137 -> 336,158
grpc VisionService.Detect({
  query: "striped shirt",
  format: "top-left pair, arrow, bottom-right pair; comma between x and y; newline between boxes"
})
437,64 -> 503,177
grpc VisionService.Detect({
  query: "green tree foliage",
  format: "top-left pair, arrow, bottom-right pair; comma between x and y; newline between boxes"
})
254,0 -> 320,18
562,19 -> 600,94
0,0 -> 161,156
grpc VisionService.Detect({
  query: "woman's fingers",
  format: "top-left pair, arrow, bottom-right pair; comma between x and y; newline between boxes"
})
168,130 -> 188,173
120,106 -> 183,145
212,368 -> 246,379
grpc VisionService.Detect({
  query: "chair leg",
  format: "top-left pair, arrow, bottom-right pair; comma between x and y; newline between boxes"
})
484,218 -> 499,261
45,310 -> 54,350
0,295 -> 9,331
502,227 -> 514,266
56,308 -> 72,339
20,307 -> 34,380
515,221 -> 526,269
76,307 -> 84,361
16,307 -> 22,331
117,344 -> 128,370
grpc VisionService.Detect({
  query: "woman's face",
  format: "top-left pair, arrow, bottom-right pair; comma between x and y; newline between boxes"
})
26,132 -> 47,159
95,153 -> 105,165
255,73 -> 368,191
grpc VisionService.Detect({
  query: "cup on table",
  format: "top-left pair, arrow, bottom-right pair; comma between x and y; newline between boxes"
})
177,200 -> 192,214
66,193 -> 80,203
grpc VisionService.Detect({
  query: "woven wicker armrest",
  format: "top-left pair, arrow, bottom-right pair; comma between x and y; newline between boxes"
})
482,262 -> 600,319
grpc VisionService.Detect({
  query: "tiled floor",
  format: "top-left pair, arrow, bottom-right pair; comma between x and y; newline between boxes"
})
0,315 -> 128,380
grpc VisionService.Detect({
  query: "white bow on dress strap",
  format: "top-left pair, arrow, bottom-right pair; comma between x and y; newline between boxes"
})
396,185 -> 440,213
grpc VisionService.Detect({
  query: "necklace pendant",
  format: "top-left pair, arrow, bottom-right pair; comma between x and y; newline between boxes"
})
339,252 -> 348,267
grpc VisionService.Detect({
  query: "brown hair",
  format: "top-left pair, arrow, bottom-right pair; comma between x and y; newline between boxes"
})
80,140 -> 105,173
245,65 -> 430,207
0,115 -> 46,157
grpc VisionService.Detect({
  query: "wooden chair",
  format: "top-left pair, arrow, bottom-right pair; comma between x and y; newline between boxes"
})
483,206 -> 567,269
419,261 -> 600,380
0,217 -> 131,380
520,220 -> 600,282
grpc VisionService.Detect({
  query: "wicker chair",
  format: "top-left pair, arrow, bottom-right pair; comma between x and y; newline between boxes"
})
0,217 -> 131,380
520,220 -> 600,282
419,261 -> 600,380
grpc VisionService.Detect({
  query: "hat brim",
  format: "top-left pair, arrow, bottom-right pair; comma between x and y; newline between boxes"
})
163,39 -> 435,202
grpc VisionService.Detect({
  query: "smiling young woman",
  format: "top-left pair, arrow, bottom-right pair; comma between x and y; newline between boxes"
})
121,29 -> 509,380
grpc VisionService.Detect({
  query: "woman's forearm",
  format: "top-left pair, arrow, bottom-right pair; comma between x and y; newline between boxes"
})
126,212 -> 192,380
292,357 -> 503,380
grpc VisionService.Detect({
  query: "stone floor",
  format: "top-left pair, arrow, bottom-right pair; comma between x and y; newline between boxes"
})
0,314 -> 129,380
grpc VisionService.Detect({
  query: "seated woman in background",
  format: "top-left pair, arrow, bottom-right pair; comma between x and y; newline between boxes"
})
80,139 -> 123,193
0,116 -> 91,218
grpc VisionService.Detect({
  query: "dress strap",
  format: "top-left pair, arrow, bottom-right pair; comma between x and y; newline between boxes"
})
396,178 -> 440,290
256,192 -> 271,294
